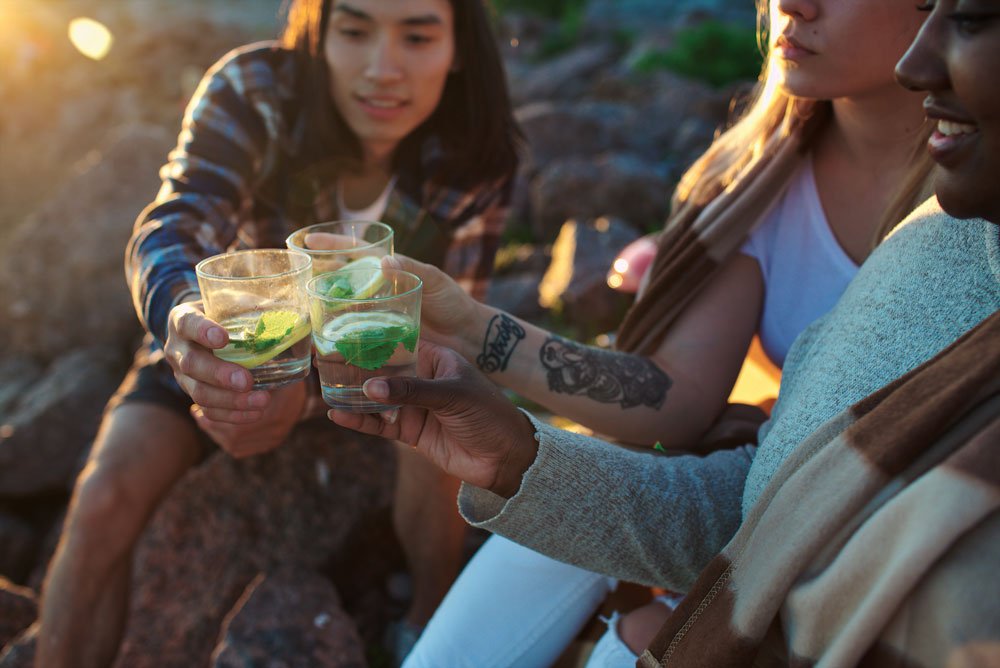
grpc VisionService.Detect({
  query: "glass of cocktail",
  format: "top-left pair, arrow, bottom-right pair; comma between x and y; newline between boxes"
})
286,220 -> 394,276
307,265 -> 422,413
195,249 -> 313,388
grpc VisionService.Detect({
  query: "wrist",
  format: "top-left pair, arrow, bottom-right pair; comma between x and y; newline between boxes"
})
490,411 -> 539,499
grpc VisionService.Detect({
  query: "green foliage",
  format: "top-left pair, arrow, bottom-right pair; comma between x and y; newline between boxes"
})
631,20 -> 762,88
536,3 -> 587,59
493,0 -> 588,20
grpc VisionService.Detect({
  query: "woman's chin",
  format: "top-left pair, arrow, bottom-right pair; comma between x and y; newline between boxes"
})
934,176 -> 1000,224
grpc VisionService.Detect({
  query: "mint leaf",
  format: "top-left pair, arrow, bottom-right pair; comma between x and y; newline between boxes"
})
326,276 -> 355,299
334,324 -> 416,371
232,311 -> 301,353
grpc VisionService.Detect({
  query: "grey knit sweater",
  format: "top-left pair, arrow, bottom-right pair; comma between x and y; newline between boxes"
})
458,198 -> 1000,592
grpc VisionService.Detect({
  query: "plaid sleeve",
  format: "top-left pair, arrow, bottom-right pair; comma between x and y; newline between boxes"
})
440,186 -> 510,302
125,48 -> 272,347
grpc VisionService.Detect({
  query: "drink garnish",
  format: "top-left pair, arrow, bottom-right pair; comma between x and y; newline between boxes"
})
215,310 -> 310,369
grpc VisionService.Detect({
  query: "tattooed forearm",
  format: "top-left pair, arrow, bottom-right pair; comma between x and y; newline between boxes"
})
477,313 -> 526,373
540,337 -> 671,409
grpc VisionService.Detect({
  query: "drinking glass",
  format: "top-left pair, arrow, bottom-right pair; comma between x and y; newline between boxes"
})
308,266 -> 422,413
195,249 -> 313,388
286,220 -> 394,276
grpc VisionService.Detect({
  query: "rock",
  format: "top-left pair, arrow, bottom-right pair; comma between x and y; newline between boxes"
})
516,101 -> 634,173
0,626 -> 34,668
512,43 -> 618,105
486,275 -> 549,324
538,218 -> 640,335
0,347 -> 123,497
0,513 -> 38,584
0,579 -> 36,650
211,569 -> 365,668
0,359 -> 42,422
115,420 -> 396,667
531,153 -> 671,242
0,124 -> 172,361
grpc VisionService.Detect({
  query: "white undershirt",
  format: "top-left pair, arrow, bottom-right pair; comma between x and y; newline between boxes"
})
739,157 -> 860,368
337,176 -> 397,221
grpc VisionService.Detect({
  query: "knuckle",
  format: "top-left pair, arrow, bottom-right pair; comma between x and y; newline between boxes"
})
178,354 -> 197,376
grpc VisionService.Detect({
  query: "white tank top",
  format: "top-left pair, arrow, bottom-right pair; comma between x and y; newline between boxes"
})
337,176 -> 396,221
739,158 -> 859,368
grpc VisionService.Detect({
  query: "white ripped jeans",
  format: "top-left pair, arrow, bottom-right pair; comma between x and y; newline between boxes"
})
402,534 -> 617,668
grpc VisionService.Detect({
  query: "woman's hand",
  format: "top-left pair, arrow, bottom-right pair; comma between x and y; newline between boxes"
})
192,379 -> 306,458
328,341 -> 538,498
380,255 -> 481,355
163,301 -> 270,423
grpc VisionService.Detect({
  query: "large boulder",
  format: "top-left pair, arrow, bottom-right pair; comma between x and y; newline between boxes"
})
531,153 -> 671,242
211,569 -> 365,668
0,513 -> 38,585
538,218 -> 640,336
0,359 -> 42,422
0,124 -> 172,361
0,580 -> 36,650
511,43 -> 618,106
115,420 -> 396,667
0,347 -> 124,497
516,101 -> 635,174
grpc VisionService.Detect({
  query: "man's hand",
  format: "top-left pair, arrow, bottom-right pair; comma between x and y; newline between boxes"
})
328,341 -> 538,498
164,301 -> 270,423
192,380 -> 306,458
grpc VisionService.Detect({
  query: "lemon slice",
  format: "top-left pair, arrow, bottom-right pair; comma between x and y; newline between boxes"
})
339,255 -> 385,299
215,313 -> 311,369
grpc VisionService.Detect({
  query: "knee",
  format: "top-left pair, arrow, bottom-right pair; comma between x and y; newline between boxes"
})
65,465 -> 145,553
617,601 -> 672,655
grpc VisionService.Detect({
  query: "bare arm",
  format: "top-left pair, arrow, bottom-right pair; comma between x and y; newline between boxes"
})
385,253 -> 764,448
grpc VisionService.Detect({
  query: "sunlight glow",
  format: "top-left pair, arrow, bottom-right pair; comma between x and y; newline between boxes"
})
68,17 -> 112,61
613,258 -> 629,273
607,273 -> 624,289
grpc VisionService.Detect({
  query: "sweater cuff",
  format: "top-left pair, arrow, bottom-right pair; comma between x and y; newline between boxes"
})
457,411 -> 581,528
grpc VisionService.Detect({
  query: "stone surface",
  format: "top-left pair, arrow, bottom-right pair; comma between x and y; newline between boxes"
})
539,218 -> 641,335
0,579 -> 36,650
0,513 -> 38,585
0,347 -> 123,497
532,153 -> 671,242
0,125 -> 172,361
115,420 -> 396,667
211,569 -> 365,667
0,359 -> 42,422
0,628 -> 34,668
511,43 -> 618,105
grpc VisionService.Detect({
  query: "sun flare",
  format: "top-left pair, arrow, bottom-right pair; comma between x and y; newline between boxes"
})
68,17 -> 112,61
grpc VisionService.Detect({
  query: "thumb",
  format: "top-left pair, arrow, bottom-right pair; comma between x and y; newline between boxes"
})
363,375 -> 462,412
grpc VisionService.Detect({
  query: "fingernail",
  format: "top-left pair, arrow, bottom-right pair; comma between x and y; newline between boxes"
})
207,327 -> 225,347
247,392 -> 268,409
364,379 -> 389,400
382,409 -> 399,424
231,371 -> 248,391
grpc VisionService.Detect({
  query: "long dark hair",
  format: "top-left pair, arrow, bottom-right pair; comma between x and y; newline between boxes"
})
281,0 -> 522,189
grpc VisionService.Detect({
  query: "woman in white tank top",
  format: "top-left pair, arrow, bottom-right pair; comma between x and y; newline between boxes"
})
350,1 -> 938,666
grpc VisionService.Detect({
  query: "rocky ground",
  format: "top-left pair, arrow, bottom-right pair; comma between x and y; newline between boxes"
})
0,1 -> 753,665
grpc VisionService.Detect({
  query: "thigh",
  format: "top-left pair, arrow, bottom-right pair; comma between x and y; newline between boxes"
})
404,534 -> 617,668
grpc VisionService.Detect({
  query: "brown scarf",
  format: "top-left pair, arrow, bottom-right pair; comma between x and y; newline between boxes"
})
639,310 -> 1000,667
616,109 -> 828,356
